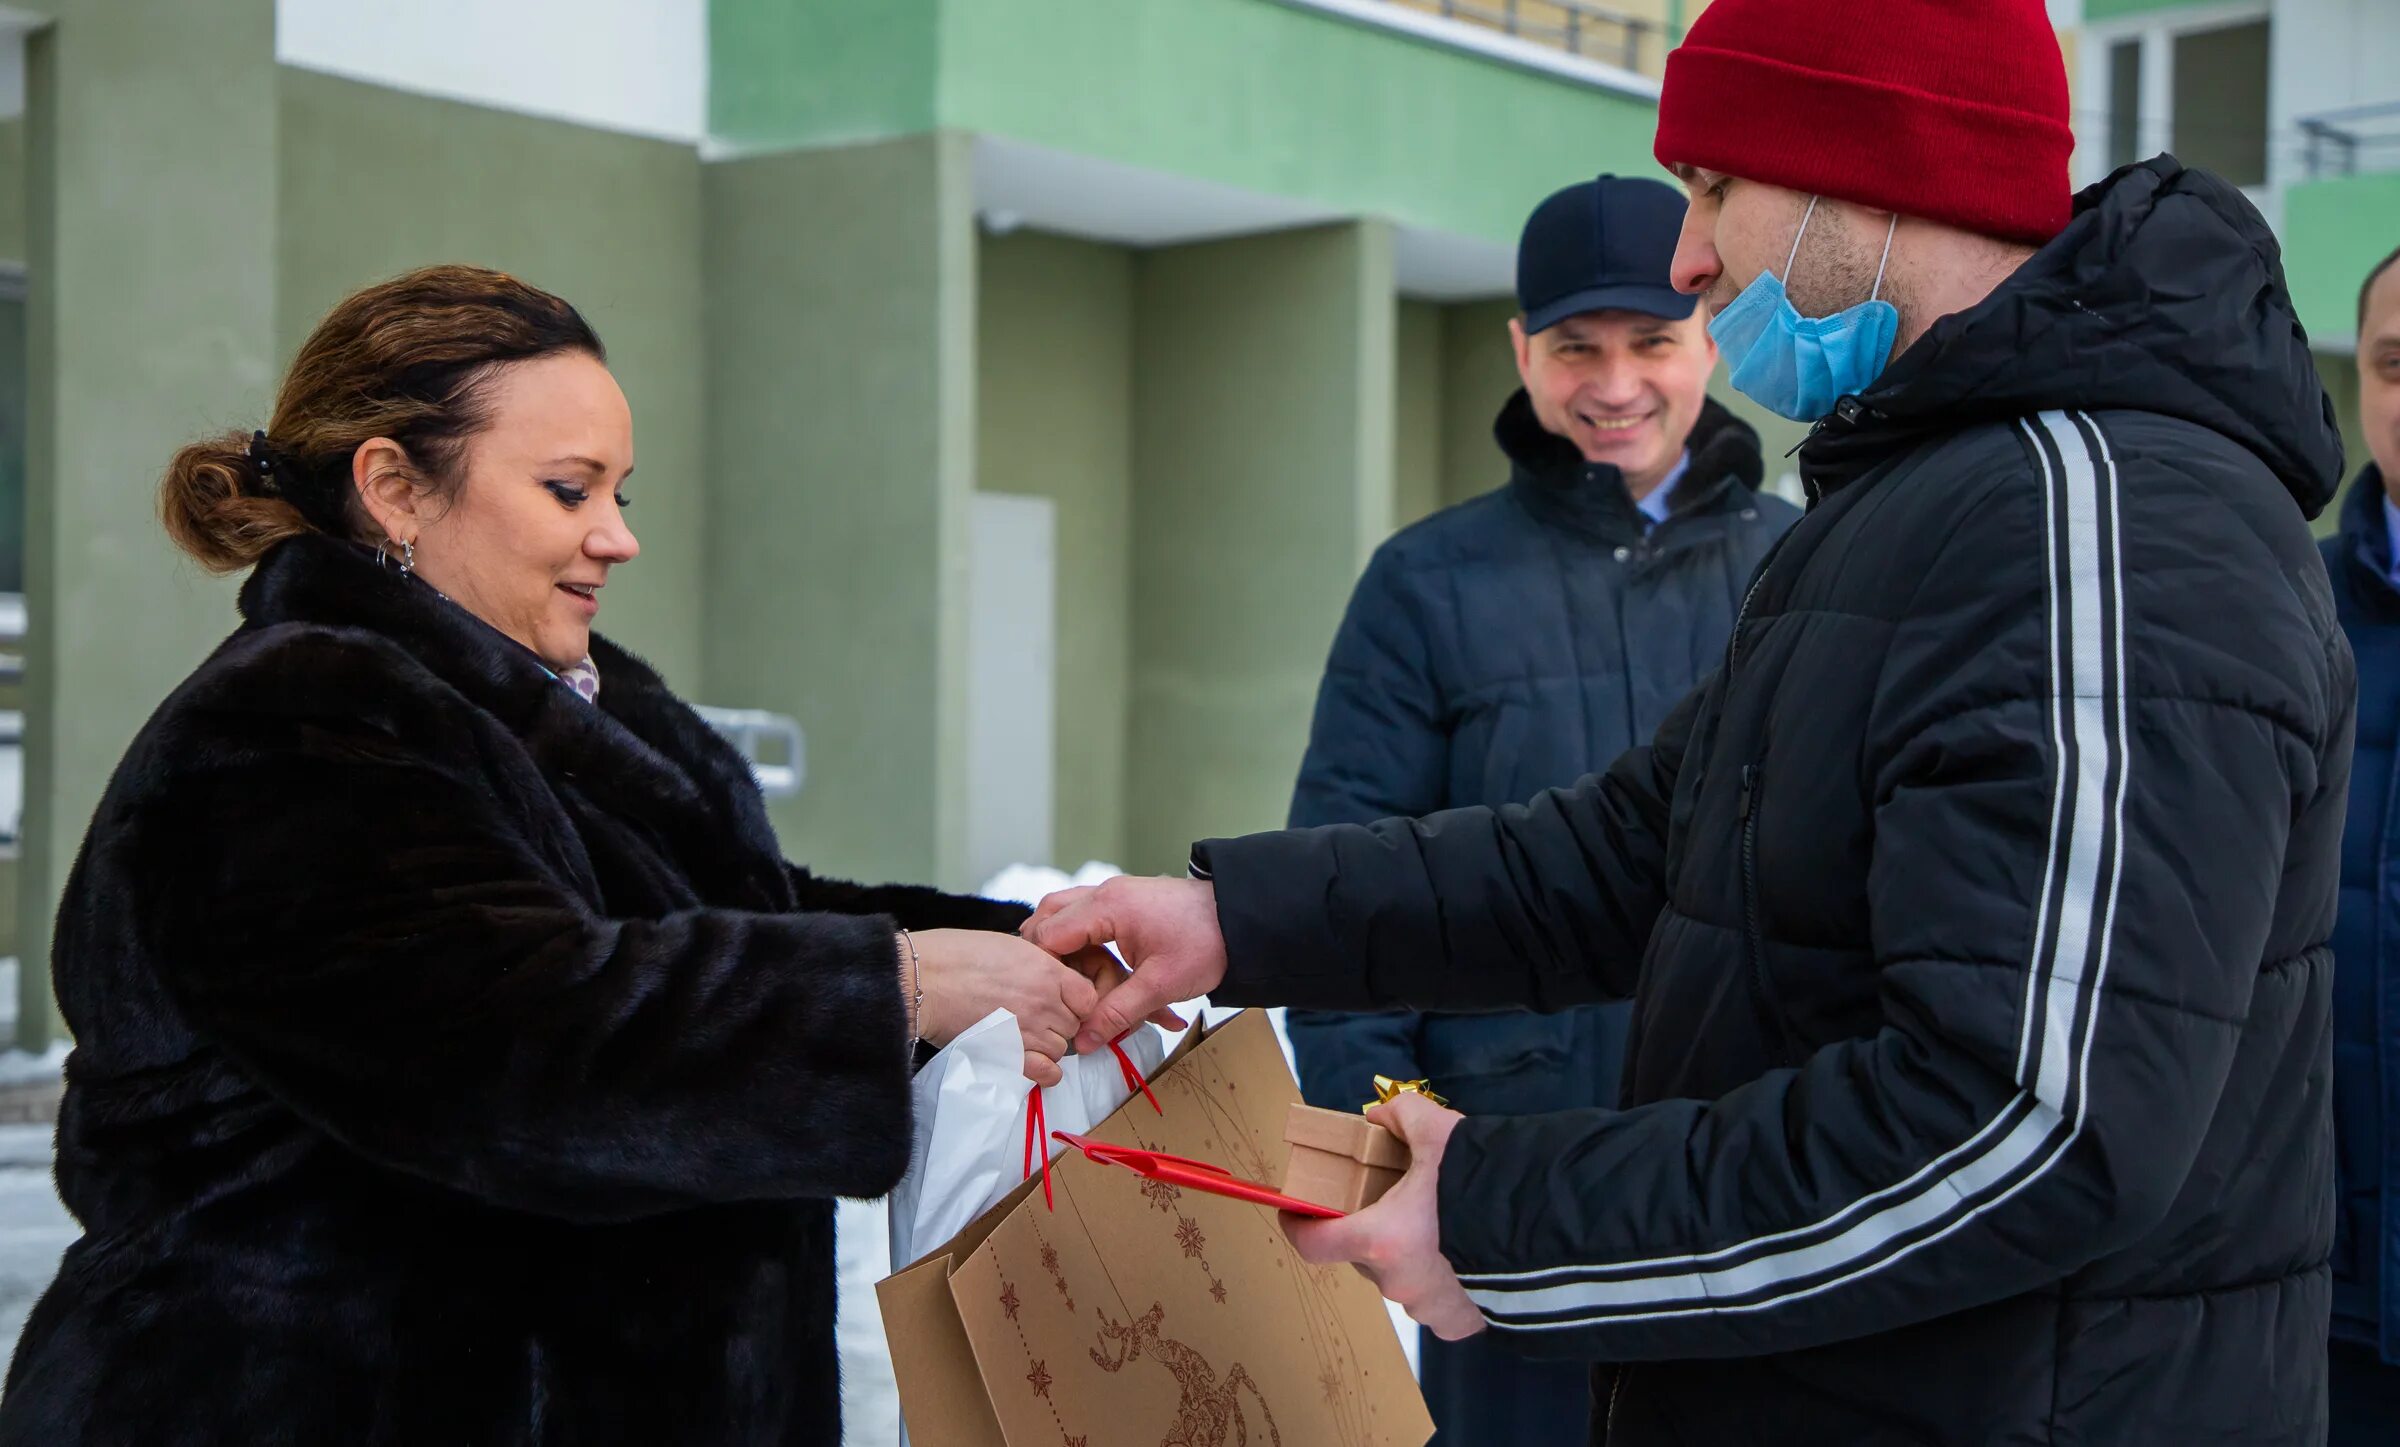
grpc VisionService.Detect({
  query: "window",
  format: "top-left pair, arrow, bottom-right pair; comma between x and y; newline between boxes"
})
2107,40 -> 2144,172
2083,13 -> 2272,191
2171,20 -> 2270,188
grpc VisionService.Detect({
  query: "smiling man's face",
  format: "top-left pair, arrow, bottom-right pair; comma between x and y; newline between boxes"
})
1509,307 -> 1717,497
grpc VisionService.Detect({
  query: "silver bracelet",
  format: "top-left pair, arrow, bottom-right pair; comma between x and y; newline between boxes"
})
898,928 -> 926,1055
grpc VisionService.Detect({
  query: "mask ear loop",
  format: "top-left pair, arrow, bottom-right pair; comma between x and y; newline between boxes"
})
1869,212 -> 1899,304
1782,195 -> 1821,284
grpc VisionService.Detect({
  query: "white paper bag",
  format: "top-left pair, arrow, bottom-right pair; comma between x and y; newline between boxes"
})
887,1008 -> 1167,1272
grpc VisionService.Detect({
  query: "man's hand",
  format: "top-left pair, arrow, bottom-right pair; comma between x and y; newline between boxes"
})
1284,1092 -> 1485,1341
1057,945 -> 1191,1044
1024,876 -> 1228,1054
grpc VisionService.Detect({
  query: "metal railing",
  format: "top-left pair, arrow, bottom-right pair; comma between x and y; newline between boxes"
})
1387,0 -> 1673,75
2297,100 -> 2400,180
691,705 -> 807,800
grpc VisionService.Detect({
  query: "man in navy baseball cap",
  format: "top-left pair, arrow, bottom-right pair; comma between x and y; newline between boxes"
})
1505,173 -> 1715,502
1279,171 -> 1793,1447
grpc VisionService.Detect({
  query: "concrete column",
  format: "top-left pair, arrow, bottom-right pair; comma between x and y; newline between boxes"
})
19,0 -> 280,1048
976,230 -> 1136,871
1394,299 -> 1445,529
1439,297 -> 1523,510
1125,220 -> 1397,873
701,133 -> 977,888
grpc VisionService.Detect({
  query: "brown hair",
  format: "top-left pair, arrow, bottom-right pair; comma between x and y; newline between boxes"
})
160,264 -> 606,573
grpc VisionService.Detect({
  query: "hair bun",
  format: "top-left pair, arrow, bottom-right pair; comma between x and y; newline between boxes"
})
159,431 -> 309,573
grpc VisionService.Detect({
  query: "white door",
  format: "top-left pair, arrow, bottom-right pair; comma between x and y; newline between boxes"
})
965,492 -> 1057,886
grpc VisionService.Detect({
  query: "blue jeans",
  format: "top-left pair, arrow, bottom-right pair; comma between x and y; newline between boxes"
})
1420,1328 -> 1595,1446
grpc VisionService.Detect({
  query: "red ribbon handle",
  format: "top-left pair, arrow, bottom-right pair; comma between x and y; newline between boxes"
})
1022,1085 -> 1053,1210
1107,1029 -> 1163,1116
1020,1028 -> 1163,1212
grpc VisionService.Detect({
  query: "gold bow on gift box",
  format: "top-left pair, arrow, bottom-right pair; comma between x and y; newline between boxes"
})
1365,1075 -> 1451,1112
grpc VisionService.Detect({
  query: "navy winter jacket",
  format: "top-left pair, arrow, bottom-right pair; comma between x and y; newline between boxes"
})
1283,394 -> 1795,1119
2325,465 -> 2400,1366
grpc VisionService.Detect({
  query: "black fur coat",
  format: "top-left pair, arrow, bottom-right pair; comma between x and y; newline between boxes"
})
0,533 -> 1026,1444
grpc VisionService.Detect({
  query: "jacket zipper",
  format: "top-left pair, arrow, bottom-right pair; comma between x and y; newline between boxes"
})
1738,764 -> 1775,1034
1726,553 -> 1773,672
1605,1364 -> 1626,1442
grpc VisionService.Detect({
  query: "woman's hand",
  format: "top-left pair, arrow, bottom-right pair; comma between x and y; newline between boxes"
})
909,929 -> 1099,1087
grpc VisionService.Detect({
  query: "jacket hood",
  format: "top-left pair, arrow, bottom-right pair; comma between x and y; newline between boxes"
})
1803,155 -> 2345,518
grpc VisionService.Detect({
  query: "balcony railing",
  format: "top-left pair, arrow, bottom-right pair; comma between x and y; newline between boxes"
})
1377,0 -> 1677,76
2297,100 -> 2400,181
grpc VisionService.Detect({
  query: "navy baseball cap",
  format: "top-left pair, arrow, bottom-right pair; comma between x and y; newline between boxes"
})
1516,174 -> 1697,334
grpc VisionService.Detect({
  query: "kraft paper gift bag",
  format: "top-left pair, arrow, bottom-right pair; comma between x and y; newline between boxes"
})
889,1008 -> 1169,1272
877,1009 -> 1432,1447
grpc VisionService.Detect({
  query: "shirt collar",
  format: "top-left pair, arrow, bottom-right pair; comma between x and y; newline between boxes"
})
1635,451 -> 1692,531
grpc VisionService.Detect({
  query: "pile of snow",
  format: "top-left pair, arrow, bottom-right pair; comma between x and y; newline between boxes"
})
975,858 -> 1124,907
0,1043 -> 66,1089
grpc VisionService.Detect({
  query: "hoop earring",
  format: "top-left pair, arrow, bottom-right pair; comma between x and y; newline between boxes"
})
375,538 -> 417,578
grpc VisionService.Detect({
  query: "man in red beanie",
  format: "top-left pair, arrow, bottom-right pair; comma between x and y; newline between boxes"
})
1030,2 -> 2351,1441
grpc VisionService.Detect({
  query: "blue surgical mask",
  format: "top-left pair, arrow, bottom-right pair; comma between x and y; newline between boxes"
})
1708,197 -> 1900,422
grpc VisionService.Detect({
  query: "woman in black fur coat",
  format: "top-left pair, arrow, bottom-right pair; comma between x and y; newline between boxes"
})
0,265 -> 1104,1445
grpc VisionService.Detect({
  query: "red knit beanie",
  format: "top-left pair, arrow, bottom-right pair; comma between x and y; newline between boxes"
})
1654,0 -> 2074,245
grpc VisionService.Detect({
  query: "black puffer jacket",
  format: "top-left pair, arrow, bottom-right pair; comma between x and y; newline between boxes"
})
1,534 -> 1027,1445
1196,157 -> 2351,1444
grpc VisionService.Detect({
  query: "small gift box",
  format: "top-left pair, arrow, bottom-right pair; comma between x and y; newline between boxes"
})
1281,1103 -> 1410,1213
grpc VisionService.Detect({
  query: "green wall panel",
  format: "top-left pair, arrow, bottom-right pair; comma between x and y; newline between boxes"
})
0,119 -> 21,602
277,69 -> 708,690
942,0 -> 1658,246
2084,0 -> 2212,20
713,0 -> 1665,247
1395,299 -> 1444,529
1126,221 -> 1395,872
2318,350 -> 2362,539
1439,298 -> 1522,508
22,0 -> 281,1047
704,134 -> 976,887
2286,173 -> 2400,344
976,229 -> 1135,869
710,0 -> 940,150
0,120 -> 23,266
